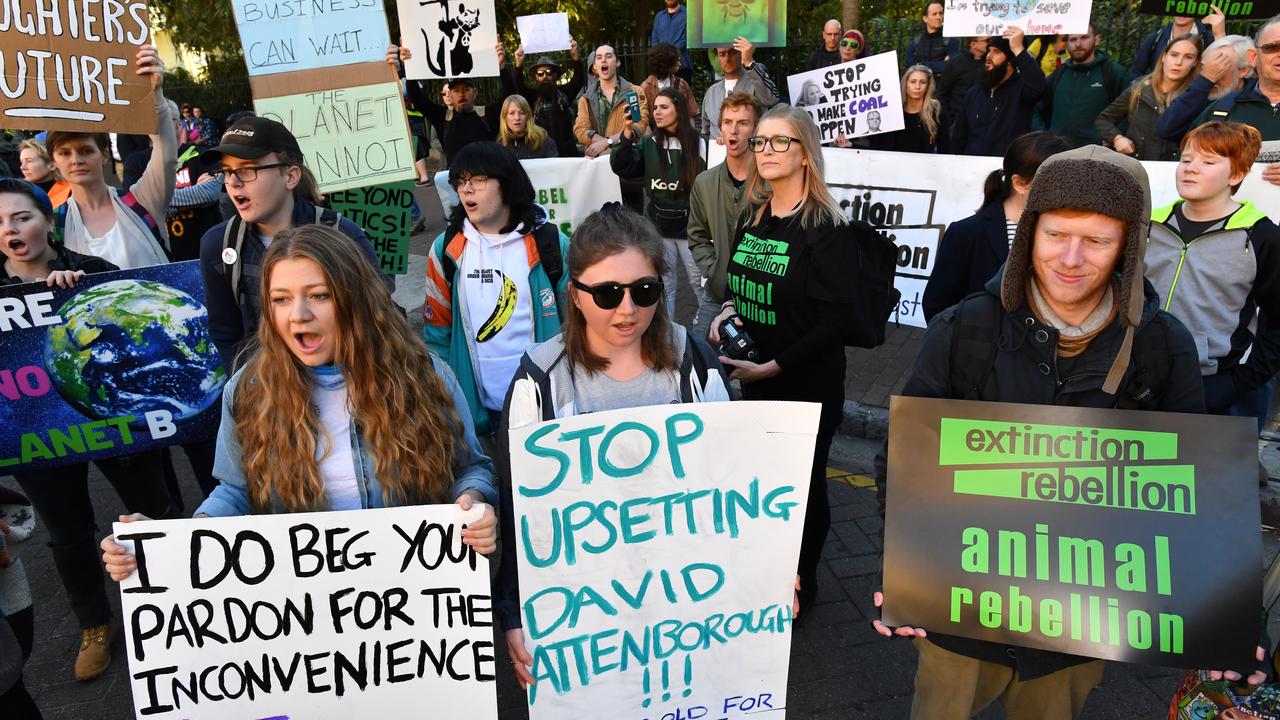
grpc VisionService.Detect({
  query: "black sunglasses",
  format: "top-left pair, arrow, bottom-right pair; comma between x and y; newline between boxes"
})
571,278 -> 663,309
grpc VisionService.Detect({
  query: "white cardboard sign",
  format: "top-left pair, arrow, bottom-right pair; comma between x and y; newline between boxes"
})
516,13 -> 572,54
508,402 -> 819,720
786,52 -> 905,145
941,0 -> 1093,38
398,0 -> 500,79
116,505 -> 498,719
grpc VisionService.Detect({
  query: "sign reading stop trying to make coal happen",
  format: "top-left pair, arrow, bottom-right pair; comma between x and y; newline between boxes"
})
0,262 -> 226,473
882,396 -> 1262,670
0,0 -> 157,133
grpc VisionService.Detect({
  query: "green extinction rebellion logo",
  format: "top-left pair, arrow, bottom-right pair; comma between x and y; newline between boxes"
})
937,418 -> 1188,655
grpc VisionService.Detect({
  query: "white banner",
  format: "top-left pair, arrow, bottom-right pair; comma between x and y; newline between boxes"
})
509,402 -> 818,720
786,52 -> 904,145
941,0 -> 1092,37
231,0 -> 390,76
516,12 -> 572,54
116,505 -> 498,719
818,148 -> 1280,329
398,0 -> 500,79
435,156 -> 623,235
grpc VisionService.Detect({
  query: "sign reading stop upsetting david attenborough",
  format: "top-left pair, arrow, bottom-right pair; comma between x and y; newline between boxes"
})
882,396 -> 1262,669
0,261 -> 226,473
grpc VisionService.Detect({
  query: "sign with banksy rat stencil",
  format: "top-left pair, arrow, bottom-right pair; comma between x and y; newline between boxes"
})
398,0 -> 500,79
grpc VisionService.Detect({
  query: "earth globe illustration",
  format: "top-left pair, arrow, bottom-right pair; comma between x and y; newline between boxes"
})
43,279 -> 226,426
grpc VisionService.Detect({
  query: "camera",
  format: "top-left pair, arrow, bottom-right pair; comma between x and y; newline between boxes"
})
718,316 -> 758,362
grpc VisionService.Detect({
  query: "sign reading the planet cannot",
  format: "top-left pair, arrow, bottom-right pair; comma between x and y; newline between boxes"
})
0,261 -> 226,473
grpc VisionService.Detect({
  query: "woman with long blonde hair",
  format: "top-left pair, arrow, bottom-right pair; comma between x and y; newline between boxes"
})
869,64 -> 946,153
709,104 -> 881,618
1096,32 -> 1202,160
102,226 -> 499,566
497,94 -> 558,159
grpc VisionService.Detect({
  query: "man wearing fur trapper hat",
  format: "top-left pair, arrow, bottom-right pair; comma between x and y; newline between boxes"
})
870,145 -> 1206,719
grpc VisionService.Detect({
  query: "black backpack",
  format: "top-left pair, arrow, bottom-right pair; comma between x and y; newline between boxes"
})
948,292 -> 1171,409
846,220 -> 902,348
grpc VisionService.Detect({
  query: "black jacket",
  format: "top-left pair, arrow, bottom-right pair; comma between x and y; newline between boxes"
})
937,52 -> 985,122
1,245 -> 117,286
953,50 -> 1048,156
404,80 -> 501,164
921,202 -> 1008,321
876,270 -> 1205,680
502,63 -> 588,158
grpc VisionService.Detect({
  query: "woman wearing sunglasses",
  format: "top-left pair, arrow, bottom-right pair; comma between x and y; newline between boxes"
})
494,205 -> 731,689
710,105 -> 873,619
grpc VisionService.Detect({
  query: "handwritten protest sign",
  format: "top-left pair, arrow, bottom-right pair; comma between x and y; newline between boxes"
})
435,157 -> 623,236
328,180 -> 414,275
398,0 -> 500,80
0,0 -> 156,133
516,13 -> 571,54
817,148 -> 1280,329
787,52 -> 905,144
687,0 -> 787,48
941,0 -> 1091,38
116,505 -> 498,719
1139,0 -> 1267,20
231,0 -> 391,75
882,397 -> 1261,668
255,82 -> 416,193
509,402 -> 818,720
0,262 -> 224,473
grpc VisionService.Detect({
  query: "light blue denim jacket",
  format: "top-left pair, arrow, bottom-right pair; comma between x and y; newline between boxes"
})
196,357 -> 497,517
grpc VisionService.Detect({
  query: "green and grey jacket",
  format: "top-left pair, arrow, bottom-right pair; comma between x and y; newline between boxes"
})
1146,200 -> 1280,399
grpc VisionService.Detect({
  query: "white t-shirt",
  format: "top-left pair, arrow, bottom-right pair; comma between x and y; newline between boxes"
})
313,370 -> 361,511
63,196 -> 169,270
724,77 -> 739,93
459,220 -> 535,411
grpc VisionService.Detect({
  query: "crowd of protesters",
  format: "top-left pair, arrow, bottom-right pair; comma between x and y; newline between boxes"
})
0,4 -> 1275,719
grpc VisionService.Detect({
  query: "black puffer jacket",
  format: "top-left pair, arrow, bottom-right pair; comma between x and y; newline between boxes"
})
875,269 -> 1204,680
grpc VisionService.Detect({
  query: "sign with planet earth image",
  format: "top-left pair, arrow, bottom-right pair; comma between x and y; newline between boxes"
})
0,261 -> 225,473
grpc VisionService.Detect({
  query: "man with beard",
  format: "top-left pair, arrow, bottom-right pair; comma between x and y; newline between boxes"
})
938,36 -> 989,125
952,28 -> 1048,156
1038,24 -> 1128,148
503,40 -> 586,157
1155,35 -> 1256,146
809,19 -> 843,70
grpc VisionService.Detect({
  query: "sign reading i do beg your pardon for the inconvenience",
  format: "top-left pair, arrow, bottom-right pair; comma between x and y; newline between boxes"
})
882,397 -> 1262,670
509,401 -> 819,720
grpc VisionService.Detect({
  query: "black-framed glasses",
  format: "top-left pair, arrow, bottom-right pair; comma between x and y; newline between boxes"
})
747,135 -> 802,153
452,175 -> 490,191
571,278 -> 663,309
216,163 -> 289,184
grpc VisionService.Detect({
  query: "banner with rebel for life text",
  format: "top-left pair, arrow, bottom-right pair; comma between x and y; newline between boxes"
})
0,262 -> 224,473
509,402 -> 817,720
882,397 -> 1261,669
0,0 -> 156,133
116,505 -> 499,719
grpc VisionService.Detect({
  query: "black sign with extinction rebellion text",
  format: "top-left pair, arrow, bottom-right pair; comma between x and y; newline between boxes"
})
882,397 -> 1261,669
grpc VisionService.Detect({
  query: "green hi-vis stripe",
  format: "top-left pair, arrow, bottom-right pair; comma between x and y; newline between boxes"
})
938,418 -> 1178,466
952,465 -> 1196,515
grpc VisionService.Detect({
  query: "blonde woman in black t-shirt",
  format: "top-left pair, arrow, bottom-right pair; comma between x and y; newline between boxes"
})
709,104 -> 867,618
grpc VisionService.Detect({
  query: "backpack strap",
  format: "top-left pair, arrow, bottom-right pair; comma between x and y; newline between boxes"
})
532,226 -> 564,290
52,202 -> 68,245
949,292 -> 1002,400
315,206 -> 343,228
218,216 -> 251,305
117,188 -> 171,260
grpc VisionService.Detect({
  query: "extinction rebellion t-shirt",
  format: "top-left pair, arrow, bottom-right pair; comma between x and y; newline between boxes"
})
724,205 -> 860,397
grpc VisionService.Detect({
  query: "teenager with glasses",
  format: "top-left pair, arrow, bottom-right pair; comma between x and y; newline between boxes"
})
48,44 -> 175,271
424,142 -> 571,442
0,179 -> 173,683
494,205 -> 731,690
710,104 -> 880,619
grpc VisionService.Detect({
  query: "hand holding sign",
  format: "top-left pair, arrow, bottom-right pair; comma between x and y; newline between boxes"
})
871,590 -> 927,638
135,45 -> 164,89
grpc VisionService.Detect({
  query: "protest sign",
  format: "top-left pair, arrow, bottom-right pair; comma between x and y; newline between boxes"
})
328,180 -> 415,275
516,13 -> 571,54
435,157 -> 623,236
230,0 -> 390,76
1139,0 -> 1268,20
787,52 -> 905,144
509,401 -> 817,720
941,0 -> 1091,38
255,82 -> 417,193
817,148 -> 1280,330
687,0 -> 787,48
398,0 -> 500,80
116,504 -> 499,719
0,0 -> 156,134
0,262 -> 225,473
881,396 -> 1262,668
